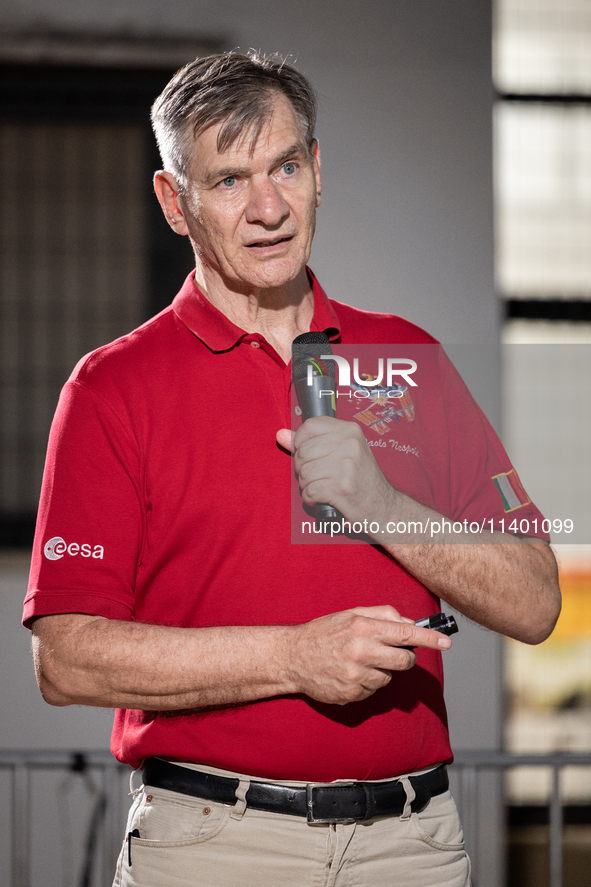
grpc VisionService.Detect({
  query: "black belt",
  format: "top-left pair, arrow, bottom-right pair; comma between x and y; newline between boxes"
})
143,758 -> 448,823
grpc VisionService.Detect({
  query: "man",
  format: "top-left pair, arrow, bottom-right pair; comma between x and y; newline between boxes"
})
24,51 -> 560,886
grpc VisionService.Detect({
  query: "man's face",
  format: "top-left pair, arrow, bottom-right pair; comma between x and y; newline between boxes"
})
181,94 -> 321,295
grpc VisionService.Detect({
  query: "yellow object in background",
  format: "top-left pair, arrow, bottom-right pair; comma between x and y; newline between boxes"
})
547,570 -> 591,643
505,558 -> 591,712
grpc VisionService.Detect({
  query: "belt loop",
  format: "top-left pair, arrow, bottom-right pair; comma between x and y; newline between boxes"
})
230,777 -> 250,821
399,777 -> 416,821
129,765 -> 143,798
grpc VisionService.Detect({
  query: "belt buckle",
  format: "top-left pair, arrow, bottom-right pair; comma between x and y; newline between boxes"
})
305,782 -> 358,824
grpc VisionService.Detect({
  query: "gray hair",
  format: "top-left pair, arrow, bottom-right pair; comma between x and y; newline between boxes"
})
151,50 -> 318,194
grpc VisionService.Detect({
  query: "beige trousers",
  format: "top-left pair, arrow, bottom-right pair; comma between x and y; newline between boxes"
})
113,770 -> 471,887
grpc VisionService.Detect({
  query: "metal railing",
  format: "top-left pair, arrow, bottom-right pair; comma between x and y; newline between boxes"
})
452,750 -> 591,887
1,749 -> 128,887
2,749 -> 591,887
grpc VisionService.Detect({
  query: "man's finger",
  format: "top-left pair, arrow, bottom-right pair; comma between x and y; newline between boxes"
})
360,614 -> 453,651
294,415 -> 340,443
276,428 -> 294,453
349,605 -> 411,623
386,622 -> 453,650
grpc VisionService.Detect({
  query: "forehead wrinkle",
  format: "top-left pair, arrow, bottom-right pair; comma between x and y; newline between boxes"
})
189,94 -> 310,189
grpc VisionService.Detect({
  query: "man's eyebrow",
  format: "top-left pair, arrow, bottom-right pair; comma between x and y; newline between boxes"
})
272,142 -> 309,168
201,165 -> 249,187
201,142 -> 310,187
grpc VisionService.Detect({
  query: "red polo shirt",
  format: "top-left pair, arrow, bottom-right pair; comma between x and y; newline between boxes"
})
24,271 -> 544,780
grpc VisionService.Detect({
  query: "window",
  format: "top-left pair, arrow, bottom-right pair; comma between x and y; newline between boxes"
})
0,64 -> 195,543
495,0 -> 591,807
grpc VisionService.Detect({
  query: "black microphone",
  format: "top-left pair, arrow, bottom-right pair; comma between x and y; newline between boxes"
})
292,332 -> 341,528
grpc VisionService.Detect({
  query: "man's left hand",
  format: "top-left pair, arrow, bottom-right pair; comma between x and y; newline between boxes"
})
276,416 -> 395,527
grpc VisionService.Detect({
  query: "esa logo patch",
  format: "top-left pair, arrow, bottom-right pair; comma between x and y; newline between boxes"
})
44,536 -> 104,561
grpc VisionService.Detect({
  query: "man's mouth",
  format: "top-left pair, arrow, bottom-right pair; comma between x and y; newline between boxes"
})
245,235 -> 293,248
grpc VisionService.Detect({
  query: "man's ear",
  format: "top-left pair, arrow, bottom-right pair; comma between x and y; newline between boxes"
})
153,171 -> 189,236
311,140 -> 321,208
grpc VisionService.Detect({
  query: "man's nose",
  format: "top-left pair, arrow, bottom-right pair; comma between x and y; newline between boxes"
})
245,179 -> 290,226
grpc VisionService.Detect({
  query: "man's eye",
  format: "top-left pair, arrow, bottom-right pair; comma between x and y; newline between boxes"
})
221,176 -> 236,187
282,162 -> 296,176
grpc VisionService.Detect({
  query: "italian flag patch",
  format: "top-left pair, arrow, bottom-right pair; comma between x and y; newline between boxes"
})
492,469 -> 531,513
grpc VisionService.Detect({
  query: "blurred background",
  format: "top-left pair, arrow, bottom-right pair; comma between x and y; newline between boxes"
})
0,1 -> 590,885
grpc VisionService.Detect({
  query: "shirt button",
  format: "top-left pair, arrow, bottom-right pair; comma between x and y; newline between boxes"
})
250,341 -> 261,348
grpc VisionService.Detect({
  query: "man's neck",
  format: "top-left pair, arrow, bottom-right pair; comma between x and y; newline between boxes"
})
194,266 -> 314,364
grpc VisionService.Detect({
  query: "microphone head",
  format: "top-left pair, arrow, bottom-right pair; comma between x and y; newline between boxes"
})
292,332 -> 333,382
292,331 -> 331,346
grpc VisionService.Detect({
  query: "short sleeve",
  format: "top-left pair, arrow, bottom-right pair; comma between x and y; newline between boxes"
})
23,379 -> 144,627
439,348 -> 549,540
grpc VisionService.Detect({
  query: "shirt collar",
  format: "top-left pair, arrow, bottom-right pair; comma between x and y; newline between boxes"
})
172,268 -> 341,353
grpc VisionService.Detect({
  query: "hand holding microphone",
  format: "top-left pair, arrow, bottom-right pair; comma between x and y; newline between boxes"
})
282,332 -> 399,537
